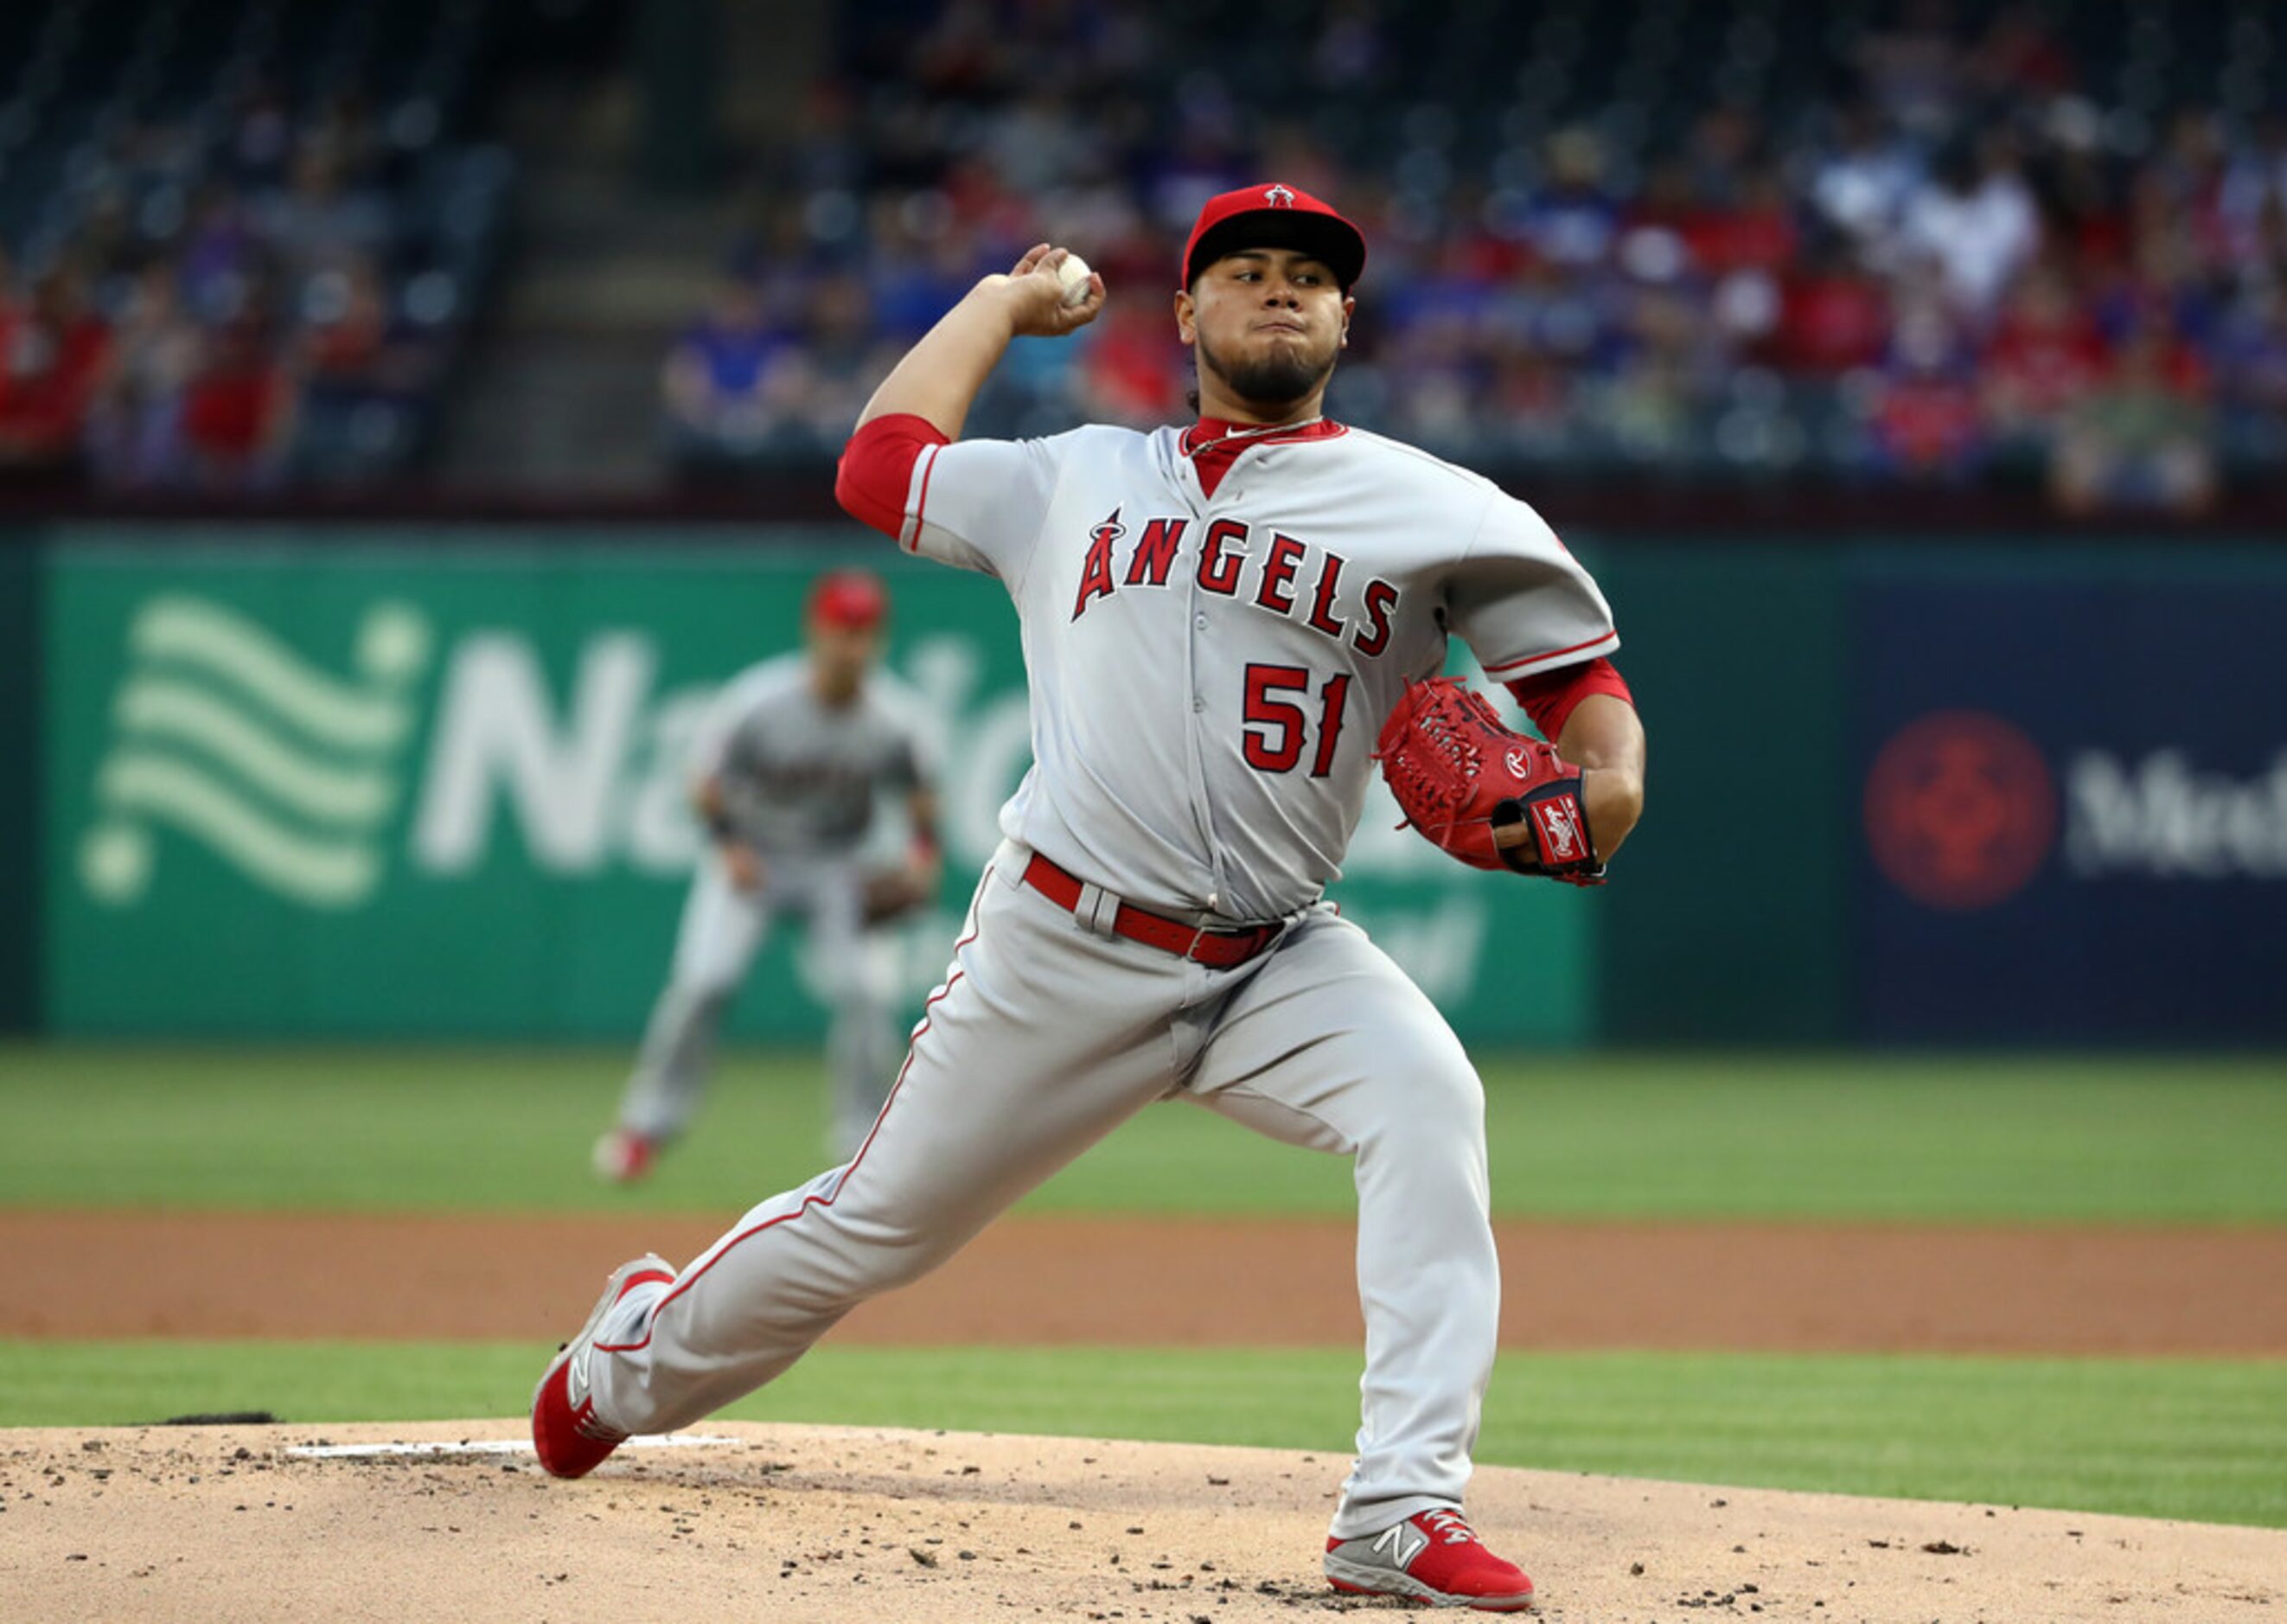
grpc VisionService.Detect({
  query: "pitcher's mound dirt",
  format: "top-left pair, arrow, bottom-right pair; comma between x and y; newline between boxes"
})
3,1421 -> 2278,1623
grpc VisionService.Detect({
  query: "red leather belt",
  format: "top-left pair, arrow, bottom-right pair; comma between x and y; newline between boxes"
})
1020,854 -> 1281,969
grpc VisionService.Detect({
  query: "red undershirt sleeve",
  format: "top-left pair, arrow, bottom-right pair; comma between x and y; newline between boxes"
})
834,413 -> 951,540
1504,657 -> 1634,742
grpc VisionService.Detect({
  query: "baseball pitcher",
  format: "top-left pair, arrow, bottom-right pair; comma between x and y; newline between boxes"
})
536,183 -> 1646,1612
593,568 -> 942,1179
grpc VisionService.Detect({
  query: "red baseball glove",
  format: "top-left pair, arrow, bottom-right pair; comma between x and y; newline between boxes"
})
1374,676 -> 1606,883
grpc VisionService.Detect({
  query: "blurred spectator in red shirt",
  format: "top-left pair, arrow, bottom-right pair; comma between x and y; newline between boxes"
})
1076,298 -> 1185,427
297,257 -> 432,400
2043,145 -> 2132,273
0,266 -> 111,475
181,310 -> 293,489
1777,238 -> 1892,374
1686,164 -> 1799,277
1981,265 -> 2106,447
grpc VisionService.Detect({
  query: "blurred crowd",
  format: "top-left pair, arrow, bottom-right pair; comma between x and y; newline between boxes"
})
662,0 -> 2287,514
0,75 -> 505,493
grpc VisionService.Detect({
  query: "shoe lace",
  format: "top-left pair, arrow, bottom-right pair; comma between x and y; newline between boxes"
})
1420,1509 -> 1479,1546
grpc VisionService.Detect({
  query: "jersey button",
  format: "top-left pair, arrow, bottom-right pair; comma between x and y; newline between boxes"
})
1194,614 -> 1208,630
1191,696 -> 1205,713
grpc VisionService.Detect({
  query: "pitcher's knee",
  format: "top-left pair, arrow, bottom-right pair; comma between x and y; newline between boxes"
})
1363,1059 -> 1485,1150
1353,1077 -> 1488,1200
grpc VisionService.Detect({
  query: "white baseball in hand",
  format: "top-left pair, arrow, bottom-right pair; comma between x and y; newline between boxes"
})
1055,252 -> 1095,307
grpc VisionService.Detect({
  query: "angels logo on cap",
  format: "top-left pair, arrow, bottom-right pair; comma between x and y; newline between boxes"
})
1182,182 -> 1367,291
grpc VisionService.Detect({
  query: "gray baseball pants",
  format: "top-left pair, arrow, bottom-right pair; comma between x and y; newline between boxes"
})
616,849 -> 898,1159
588,838 -> 1502,1538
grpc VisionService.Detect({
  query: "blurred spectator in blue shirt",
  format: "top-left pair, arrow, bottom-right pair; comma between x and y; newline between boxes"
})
661,276 -> 792,467
86,260 -> 200,489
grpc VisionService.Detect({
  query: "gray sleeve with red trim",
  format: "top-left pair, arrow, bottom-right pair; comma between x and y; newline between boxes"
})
897,435 -> 1063,586
1445,489 -> 1619,682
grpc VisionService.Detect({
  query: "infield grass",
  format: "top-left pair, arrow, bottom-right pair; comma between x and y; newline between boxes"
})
2,1339 -> 2280,1530
3,1044 -> 2284,1222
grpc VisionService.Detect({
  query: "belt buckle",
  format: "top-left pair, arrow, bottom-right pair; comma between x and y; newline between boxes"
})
1188,920 -> 1269,966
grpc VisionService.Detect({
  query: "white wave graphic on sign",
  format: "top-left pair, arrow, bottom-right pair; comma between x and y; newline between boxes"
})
114,680 -> 398,822
131,597 -> 418,749
81,598 -> 432,909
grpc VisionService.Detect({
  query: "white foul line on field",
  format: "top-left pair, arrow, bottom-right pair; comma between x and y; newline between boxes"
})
286,1435 -> 740,1460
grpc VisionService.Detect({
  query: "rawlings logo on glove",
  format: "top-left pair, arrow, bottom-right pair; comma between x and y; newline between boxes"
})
1374,676 -> 1607,884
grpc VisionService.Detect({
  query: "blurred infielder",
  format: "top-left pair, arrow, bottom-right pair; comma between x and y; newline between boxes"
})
536,184 -> 1647,1610
593,568 -> 941,1179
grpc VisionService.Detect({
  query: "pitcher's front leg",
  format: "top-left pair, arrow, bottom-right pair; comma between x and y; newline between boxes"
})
1184,911 -> 1501,1539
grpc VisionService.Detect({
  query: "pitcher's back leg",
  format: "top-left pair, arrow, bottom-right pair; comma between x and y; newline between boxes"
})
588,860 -> 1194,1435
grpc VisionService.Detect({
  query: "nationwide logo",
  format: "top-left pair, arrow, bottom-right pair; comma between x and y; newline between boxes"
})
80,596 -> 433,908
1863,711 -> 2057,910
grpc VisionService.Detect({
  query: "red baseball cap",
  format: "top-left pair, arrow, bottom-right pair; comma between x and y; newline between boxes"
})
806,568 -> 887,630
1181,182 -> 1366,291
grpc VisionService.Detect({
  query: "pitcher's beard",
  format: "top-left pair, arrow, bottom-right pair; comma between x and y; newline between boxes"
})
1197,330 -> 1336,417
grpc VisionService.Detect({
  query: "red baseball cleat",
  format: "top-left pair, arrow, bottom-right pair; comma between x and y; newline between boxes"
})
1324,1507 -> 1536,1610
530,1255 -> 675,1479
591,1128 -> 656,1184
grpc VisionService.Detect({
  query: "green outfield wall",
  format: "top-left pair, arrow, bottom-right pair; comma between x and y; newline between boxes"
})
8,525 -> 2284,1047
1589,547 -> 1854,1044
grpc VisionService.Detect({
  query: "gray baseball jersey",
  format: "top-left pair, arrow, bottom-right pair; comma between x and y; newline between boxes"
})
898,422 -> 1614,920
579,418 -> 1621,1543
694,655 -> 930,856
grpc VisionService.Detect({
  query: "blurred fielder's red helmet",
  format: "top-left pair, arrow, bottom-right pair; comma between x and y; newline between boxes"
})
806,568 -> 887,630
1181,182 -> 1366,291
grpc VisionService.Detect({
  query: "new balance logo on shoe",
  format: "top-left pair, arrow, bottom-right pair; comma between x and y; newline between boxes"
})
1370,1520 -> 1430,1569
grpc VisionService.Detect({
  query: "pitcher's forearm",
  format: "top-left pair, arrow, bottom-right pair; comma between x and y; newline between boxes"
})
1557,694 -> 1647,859
855,279 -> 1022,439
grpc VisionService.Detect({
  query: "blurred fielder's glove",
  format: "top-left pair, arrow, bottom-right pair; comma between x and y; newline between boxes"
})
1374,676 -> 1606,884
860,845 -> 943,925
860,868 -> 925,926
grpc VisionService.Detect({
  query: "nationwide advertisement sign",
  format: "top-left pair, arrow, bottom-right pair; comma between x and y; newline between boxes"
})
45,532 -> 1592,1043
1852,553 -> 2287,1043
